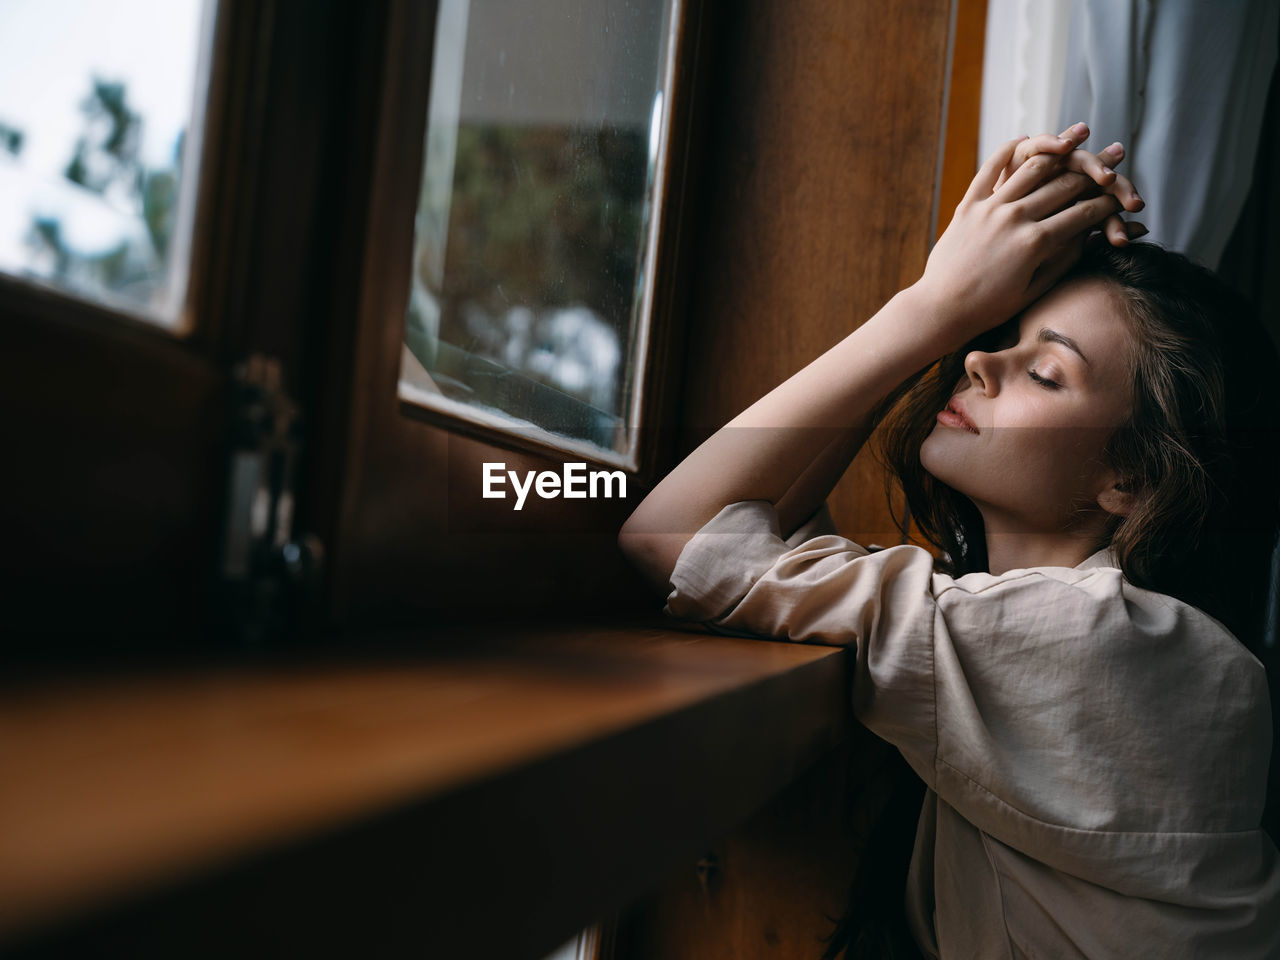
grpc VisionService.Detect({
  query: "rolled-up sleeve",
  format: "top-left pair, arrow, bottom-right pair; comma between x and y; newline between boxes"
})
663,499 -> 940,784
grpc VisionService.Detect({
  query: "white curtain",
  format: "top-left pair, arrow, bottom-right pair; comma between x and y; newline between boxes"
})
980,0 -> 1278,270
978,0 -> 1073,165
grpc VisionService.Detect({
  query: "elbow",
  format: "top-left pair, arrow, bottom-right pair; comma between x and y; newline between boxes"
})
617,523 -> 657,581
616,511 -> 645,561
617,522 -> 675,597
616,506 -> 658,569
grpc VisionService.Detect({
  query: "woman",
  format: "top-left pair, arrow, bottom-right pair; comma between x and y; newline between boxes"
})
618,124 -> 1280,957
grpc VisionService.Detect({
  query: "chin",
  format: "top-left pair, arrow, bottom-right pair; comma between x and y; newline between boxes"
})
918,426 -> 949,481
919,428 -> 979,502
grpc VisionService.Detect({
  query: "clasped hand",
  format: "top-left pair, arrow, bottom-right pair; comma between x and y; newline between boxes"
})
914,122 -> 1146,348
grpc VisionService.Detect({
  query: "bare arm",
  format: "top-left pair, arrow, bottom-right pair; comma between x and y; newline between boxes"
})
616,287 -> 946,593
618,128 -> 1134,595
772,420 -> 870,539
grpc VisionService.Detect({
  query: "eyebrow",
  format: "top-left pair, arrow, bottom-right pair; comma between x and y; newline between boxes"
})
1037,327 -> 1090,366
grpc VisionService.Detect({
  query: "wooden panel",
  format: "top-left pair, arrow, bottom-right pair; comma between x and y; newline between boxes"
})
937,0 -> 989,235
675,0 -> 953,548
0,287 -> 225,644
0,625 -> 846,959
619,729 -> 904,960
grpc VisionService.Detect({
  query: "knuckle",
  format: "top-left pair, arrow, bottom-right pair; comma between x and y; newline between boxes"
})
1050,171 -> 1085,196
1024,156 -> 1052,178
1071,173 -> 1098,194
993,202 -> 1019,224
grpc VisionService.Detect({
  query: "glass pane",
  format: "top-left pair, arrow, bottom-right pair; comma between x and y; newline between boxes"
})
400,0 -> 680,468
0,0 -> 215,327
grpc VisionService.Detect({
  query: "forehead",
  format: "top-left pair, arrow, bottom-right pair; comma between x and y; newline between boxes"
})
1020,276 -> 1134,373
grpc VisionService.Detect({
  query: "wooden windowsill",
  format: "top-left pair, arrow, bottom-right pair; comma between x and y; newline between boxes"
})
0,621 -> 849,959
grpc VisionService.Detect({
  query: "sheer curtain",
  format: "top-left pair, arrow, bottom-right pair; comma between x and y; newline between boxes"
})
979,0 -> 1278,270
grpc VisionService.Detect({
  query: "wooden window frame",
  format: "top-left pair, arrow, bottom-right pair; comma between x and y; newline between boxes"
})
303,0 -> 713,633
393,0 -> 688,476
0,0 -> 270,646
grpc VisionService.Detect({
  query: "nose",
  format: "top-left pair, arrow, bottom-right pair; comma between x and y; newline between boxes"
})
963,349 -> 1000,396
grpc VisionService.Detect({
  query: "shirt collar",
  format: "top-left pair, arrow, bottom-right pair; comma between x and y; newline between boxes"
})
1076,545 -> 1119,570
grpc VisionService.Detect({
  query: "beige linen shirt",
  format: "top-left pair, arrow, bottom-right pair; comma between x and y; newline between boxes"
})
663,500 -> 1280,959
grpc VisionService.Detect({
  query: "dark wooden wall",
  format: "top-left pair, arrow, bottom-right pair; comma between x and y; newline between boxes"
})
615,0 -> 956,955
673,0 -> 954,550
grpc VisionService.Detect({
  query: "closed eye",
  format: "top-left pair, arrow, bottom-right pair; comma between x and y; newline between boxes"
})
1028,369 -> 1061,389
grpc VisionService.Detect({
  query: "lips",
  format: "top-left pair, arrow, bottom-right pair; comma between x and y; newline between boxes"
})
937,396 -> 979,434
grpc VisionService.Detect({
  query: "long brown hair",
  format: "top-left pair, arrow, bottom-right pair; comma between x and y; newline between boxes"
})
823,242 -> 1280,959
881,241 -> 1280,647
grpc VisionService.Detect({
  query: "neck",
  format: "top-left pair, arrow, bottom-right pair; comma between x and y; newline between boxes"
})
977,507 -> 1111,575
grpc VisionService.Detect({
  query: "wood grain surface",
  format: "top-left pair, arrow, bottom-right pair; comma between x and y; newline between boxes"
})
675,0 -> 953,551
0,624 -> 846,958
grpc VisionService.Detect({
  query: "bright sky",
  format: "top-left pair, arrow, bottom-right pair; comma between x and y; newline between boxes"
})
0,0 -> 206,266
0,0 -> 204,173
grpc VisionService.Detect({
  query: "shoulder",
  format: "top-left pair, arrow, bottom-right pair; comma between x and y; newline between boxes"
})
927,561 -> 1272,833
932,559 -> 1265,685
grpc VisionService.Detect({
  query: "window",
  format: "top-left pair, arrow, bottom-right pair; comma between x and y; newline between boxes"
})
398,0 -> 683,470
0,0 -> 215,329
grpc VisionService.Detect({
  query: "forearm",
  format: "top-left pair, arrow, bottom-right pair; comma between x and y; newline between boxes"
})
619,284 -> 953,589
772,420 -> 868,540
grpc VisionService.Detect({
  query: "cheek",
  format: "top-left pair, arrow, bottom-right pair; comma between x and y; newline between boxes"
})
921,430 -> 1038,498
1023,423 -> 1111,469
918,423 -> 1106,511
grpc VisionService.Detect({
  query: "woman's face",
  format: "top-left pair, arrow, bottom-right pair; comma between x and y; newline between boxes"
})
919,276 -> 1136,534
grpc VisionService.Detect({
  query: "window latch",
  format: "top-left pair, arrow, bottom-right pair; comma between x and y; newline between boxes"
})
217,354 -> 323,645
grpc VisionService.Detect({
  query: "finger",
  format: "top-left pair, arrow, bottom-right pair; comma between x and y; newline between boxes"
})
996,125 -> 1093,202
997,149 -> 1076,201
1053,121 -> 1090,150
995,124 -> 1090,191
1040,193 -> 1125,241
1088,217 -> 1148,250
1104,212 -> 1127,246
1084,230 -> 1111,255
1061,149 -> 1116,190
1016,131 -> 1079,164
1098,140 -> 1125,167
1104,216 -> 1150,246
966,136 -> 1028,204
1060,152 -> 1143,211
1018,169 -> 1098,219
995,133 -> 1071,192
1106,168 -> 1144,212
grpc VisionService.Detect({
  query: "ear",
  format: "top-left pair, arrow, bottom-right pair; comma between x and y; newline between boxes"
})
1096,471 -> 1144,518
